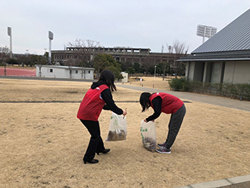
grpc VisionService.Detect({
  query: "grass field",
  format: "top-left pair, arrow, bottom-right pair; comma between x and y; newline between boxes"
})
1,78 -> 250,188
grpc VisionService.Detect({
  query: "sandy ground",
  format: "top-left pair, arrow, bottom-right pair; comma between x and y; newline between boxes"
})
1,78 -> 250,188
126,76 -> 172,91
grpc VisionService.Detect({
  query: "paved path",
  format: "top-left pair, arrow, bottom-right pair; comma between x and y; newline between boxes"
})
116,83 -> 250,112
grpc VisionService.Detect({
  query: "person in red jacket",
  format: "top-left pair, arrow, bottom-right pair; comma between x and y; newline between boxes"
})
77,70 -> 127,164
139,92 -> 186,154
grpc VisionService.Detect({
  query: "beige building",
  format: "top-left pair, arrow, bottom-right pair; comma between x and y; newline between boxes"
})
180,9 -> 250,84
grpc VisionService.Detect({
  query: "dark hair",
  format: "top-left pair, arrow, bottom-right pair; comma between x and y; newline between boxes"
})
98,70 -> 116,92
139,92 -> 151,112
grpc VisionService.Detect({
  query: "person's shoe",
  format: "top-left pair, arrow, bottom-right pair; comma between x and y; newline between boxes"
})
96,149 -> 110,155
83,159 -> 99,164
157,142 -> 166,147
156,147 -> 171,154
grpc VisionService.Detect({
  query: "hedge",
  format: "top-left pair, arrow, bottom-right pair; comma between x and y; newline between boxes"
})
168,78 -> 250,101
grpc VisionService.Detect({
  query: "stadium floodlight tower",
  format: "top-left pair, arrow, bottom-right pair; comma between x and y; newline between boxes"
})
197,25 -> 217,43
48,31 -> 53,64
7,27 -> 12,58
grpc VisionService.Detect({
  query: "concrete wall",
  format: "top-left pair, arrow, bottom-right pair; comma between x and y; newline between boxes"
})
211,62 -> 222,84
186,60 -> 250,84
223,61 -> 235,83
193,62 -> 204,82
186,62 -> 204,82
187,62 -> 195,80
224,61 -> 250,84
202,62 -> 212,83
185,62 -> 190,79
39,66 -> 66,78
70,69 -> 93,80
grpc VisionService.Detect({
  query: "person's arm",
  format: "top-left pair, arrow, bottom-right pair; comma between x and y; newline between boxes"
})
101,89 -> 123,115
146,97 -> 162,122
103,104 -> 110,110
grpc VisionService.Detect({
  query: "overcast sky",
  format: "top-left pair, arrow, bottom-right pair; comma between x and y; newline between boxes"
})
1,0 -> 250,55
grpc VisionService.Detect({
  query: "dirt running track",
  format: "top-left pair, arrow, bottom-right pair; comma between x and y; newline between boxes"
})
0,68 -> 36,77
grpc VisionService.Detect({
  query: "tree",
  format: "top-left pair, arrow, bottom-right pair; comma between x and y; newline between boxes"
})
126,67 -> 135,74
6,58 -> 18,65
94,54 -> 118,73
155,62 -> 165,75
132,62 -> 141,73
105,66 -> 123,81
120,61 -> 132,72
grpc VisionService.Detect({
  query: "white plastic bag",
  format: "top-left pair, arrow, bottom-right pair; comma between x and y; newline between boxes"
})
140,120 -> 156,152
106,112 -> 127,141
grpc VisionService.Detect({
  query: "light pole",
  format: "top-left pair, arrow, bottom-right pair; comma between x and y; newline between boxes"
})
197,25 -> 217,44
154,65 -> 156,80
7,27 -> 12,58
48,31 -> 53,64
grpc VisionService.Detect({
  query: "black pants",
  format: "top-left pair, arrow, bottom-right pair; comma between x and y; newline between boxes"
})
80,120 -> 105,161
165,104 -> 186,149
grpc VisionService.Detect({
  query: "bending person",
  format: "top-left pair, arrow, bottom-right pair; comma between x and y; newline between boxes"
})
139,92 -> 186,154
77,70 -> 127,164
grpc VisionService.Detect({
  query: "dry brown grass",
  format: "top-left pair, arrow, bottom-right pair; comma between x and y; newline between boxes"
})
126,76 -> 172,91
1,78 -> 250,188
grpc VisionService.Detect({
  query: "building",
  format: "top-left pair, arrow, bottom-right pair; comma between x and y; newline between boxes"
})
51,47 -> 187,73
180,9 -> 250,84
35,65 -> 94,80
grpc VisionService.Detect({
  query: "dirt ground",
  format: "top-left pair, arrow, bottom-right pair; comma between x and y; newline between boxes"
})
1,78 -> 250,188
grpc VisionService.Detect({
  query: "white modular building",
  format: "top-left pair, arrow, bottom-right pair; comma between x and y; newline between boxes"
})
121,72 -> 128,82
35,65 -> 95,80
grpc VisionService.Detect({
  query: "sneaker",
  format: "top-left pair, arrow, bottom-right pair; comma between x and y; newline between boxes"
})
157,142 -> 166,147
156,147 -> 171,154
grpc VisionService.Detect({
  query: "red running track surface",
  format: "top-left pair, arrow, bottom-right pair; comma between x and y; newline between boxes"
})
0,68 -> 36,77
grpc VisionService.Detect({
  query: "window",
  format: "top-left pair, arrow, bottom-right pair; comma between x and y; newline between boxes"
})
76,70 -> 78,74
88,70 -> 90,74
50,69 -> 53,73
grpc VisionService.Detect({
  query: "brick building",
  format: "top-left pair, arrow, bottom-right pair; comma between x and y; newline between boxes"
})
52,47 -> 187,71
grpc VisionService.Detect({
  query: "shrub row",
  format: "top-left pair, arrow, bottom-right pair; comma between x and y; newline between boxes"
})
169,78 -> 250,101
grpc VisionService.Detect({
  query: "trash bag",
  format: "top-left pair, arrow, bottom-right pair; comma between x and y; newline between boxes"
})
106,112 -> 127,141
140,120 -> 156,152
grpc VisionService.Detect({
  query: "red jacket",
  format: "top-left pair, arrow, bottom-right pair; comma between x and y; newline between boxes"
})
149,92 -> 183,114
77,84 -> 109,121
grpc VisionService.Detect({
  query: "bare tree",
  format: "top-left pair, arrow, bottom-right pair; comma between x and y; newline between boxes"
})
65,39 -> 102,68
67,39 -> 101,48
0,46 -> 10,63
162,44 -> 172,80
172,40 -> 189,54
166,40 -> 189,78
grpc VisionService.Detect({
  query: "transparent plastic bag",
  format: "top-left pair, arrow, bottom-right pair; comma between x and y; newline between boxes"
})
106,112 -> 127,141
140,120 -> 156,152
